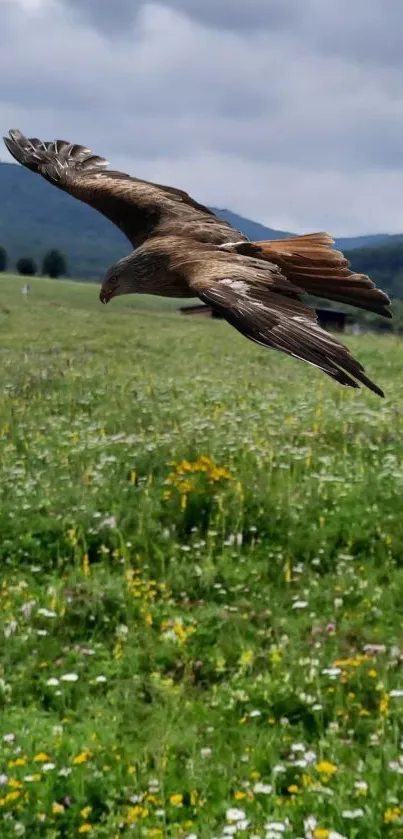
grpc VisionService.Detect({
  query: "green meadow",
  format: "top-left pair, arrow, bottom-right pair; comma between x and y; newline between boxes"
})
1,273 -> 403,839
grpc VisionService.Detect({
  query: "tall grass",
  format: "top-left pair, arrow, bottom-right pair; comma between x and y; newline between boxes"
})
1,274 -> 403,838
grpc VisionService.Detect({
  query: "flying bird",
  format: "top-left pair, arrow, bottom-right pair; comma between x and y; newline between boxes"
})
3,129 -> 392,397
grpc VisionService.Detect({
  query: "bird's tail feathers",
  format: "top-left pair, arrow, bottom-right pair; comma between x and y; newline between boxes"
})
229,233 -> 392,319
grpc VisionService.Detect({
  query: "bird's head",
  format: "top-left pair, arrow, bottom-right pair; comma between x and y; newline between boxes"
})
99,253 -> 139,304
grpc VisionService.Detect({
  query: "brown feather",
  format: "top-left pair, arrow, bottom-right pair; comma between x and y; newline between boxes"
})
223,234 -> 392,319
3,129 -> 247,249
150,236 -> 387,396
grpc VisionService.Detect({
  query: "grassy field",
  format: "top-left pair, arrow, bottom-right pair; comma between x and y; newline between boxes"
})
1,273 -> 403,839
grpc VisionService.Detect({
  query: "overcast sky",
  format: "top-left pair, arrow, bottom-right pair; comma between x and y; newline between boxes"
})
2,0 -> 403,236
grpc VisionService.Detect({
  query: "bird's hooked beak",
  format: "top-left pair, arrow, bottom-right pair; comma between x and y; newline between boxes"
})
99,275 -> 119,304
99,288 -> 112,304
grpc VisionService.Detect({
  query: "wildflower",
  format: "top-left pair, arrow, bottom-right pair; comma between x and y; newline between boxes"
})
34,753 -> 51,763
52,802 -> 65,815
380,694 -> 389,714
363,644 -> 386,653
127,805 -> 149,822
78,825 -> 92,834
226,808 -> 246,822
200,747 -> 212,758
58,767 -> 72,777
253,782 -> 272,794
60,673 -> 79,682
233,790 -> 247,800
81,806 -> 92,819
42,762 -> 56,771
292,600 -> 308,609
316,761 -> 337,775
3,734 -> 15,743
0,775 -> 8,787
170,793 -> 183,806
384,807 -> 402,823
390,689 -> 403,697
354,780 -> 368,795
4,791 -> 20,803
8,779 -> 23,789
14,824 -> 25,836
46,678 -> 59,686
341,809 -> 364,819
8,757 -> 26,767
73,751 -> 92,765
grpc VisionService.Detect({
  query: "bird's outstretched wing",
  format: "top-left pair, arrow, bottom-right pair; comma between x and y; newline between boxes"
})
3,129 -> 243,249
178,245 -> 386,396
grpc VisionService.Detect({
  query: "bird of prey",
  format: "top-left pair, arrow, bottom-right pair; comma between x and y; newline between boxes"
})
4,129 -> 392,397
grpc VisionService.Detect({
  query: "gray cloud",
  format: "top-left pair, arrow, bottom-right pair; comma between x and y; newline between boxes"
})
2,0 -> 403,236
62,0 -> 300,33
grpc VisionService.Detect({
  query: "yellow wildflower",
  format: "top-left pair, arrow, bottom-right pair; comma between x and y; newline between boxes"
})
234,791 -> 247,801
170,793 -> 183,806
288,785 -> 300,794
313,831 -> 330,839
8,779 -> 23,789
333,655 -> 369,668
384,807 -> 402,824
148,831 -> 163,837
8,757 -> 27,768
4,791 -> 20,803
368,669 -> 377,678
127,805 -> 149,822
52,802 -> 65,815
316,761 -> 337,775
34,752 -> 51,763
73,751 -> 92,765
78,825 -> 92,834
81,806 -> 92,819
380,694 -> 389,715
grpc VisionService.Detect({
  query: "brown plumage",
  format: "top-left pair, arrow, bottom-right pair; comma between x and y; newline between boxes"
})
3,128 -> 392,397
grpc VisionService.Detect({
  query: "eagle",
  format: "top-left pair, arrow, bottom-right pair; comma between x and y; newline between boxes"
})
3,128 -> 391,397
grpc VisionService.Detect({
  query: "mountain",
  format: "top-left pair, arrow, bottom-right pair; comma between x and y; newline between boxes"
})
1,161 -> 403,285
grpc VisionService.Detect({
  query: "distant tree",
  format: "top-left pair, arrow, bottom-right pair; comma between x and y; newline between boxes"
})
16,257 -> 37,276
0,245 -> 7,272
42,249 -> 67,278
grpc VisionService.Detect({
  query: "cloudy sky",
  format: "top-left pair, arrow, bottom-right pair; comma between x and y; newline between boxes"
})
2,0 -> 403,236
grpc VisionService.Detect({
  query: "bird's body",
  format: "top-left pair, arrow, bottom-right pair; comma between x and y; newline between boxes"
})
3,129 -> 392,397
